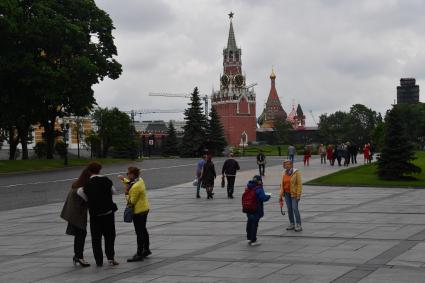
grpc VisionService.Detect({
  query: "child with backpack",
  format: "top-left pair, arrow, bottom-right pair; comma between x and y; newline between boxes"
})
242,175 -> 270,246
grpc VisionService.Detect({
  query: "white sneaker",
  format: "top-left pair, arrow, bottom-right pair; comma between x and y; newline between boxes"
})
249,242 -> 260,246
286,224 -> 295,230
294,224 -> 303,232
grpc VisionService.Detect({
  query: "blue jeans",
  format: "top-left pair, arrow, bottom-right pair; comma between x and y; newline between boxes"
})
284,193 -> 301,225
288,154 -> 295,163
246,214 -> 260,242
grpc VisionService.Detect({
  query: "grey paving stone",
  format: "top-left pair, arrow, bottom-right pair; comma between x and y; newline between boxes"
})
2,160 -> 425,282
358,267 -> 425,283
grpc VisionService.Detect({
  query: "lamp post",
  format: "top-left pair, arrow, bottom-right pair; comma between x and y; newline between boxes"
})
58,118 -> 69,165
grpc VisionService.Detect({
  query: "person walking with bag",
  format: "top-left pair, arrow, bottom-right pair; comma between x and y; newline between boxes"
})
77,162 -> 119,267
122,167 -> 152,262
256,150 -> 266,176
201,155 -> 217,199
243,175 -> 270,246
195,154 -> 207,198
279,160 -> 303,232
60,167 -> 91,267
222,152 -> 240,199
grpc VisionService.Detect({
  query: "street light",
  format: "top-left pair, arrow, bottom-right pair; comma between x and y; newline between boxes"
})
58,118 -> 70,165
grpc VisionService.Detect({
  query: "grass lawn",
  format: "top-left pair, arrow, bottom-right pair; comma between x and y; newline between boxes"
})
233,145 -> 289,156
0,158 -> 135,174
306,151 -> 425,187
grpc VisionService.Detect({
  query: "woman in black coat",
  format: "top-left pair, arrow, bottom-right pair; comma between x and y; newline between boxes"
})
60,167 -> 91,267
201,155 -> 216,199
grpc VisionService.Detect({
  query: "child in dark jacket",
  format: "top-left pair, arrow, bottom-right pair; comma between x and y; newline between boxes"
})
245,175 -> 270,246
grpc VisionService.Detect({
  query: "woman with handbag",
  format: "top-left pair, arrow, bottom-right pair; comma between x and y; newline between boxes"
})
123,167 -> 151,262
201,155 -> 217,199
60,167 -> 91,267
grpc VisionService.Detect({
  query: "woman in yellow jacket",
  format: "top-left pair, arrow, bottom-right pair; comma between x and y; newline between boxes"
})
279,160 -> 303,232
123,167 -> 151,262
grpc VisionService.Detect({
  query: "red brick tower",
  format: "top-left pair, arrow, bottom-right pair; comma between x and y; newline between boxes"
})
211,13 -> 256,146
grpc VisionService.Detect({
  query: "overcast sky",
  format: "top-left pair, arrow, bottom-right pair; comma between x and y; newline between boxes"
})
93,0 -> 425,126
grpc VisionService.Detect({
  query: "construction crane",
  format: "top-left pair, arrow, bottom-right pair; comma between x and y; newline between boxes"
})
149,92 -> 210,117
309,110 -> 318,126
123,109 -> 183,123
244,82 -> 258,89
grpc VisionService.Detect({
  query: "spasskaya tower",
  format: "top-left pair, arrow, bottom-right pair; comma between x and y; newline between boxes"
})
211,12 -> 256,146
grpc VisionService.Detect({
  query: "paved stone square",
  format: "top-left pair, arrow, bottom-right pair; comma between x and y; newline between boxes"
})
1,158 -> 425,282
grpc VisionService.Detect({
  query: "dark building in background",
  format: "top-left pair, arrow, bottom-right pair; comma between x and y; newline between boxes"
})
397,78 -> 419,104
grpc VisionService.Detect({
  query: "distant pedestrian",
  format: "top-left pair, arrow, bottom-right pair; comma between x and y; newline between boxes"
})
123,167 -> 152,262
368,143 -> 374,164
327,145 -> 334,166
243,175 -> 270,246
60,167 -> 91,267
363,144 -> 370,164
303,146 -> 311,166
201,155 -> 216,199
195,154 -> 207,198
319,144 -> 326,164
222,153 -> 240,199
349,143 -> 358,164
279,160 -> 303,232
256,150 -> 266,176
343,143 -> 350,167
77,162 -> 119,267
287,145 -> 296,163
336,144 -> 343,166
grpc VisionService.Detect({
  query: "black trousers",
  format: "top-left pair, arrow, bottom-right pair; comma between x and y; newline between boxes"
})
351,154 -> 357,164
66,223 -> 87,259
258,164 -> 265,176
90,213 -> 116,264
74,228 -> 87,258
133,212 -> 150,255
226,176 -> 236,196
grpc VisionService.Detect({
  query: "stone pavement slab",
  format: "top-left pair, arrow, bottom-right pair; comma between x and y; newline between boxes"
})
1,157 -> 425,282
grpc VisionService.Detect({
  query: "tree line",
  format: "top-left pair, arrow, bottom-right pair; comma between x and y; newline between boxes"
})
0,0 -> 122,160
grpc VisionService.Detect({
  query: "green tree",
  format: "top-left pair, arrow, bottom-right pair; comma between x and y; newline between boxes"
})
318,104 -> 381,146
377,106 -> 421,180
180,87 -> 207,157
206,107 -> 227,156
395,103 -> 425,148
273,120 -> 293,144
163,121 -> 179,156
92,108 -> 133,157
318,111 -> 351,143
348,104 -> 381,146
0,0 -> 122,159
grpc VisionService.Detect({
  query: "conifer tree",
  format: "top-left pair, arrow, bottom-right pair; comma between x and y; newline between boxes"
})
377,106 -> 421,180
206,107 -> 227,156
163,121 -> 179,156
180,87 -> 207,157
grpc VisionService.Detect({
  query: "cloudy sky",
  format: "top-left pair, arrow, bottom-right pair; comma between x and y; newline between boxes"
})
93,0 -> 425,126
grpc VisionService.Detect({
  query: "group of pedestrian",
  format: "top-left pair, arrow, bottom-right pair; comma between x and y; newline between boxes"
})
61,162 -> 151,267
196,152 -> 242,199
323,142 -> 359,166
62,152 -> 305,267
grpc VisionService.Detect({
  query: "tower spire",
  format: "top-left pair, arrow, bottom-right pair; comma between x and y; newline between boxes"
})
227,12 -> 237,50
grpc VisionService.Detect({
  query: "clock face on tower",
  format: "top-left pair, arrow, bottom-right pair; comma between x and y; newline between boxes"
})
221,75 -> 229,87
235,74 -> 244,87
